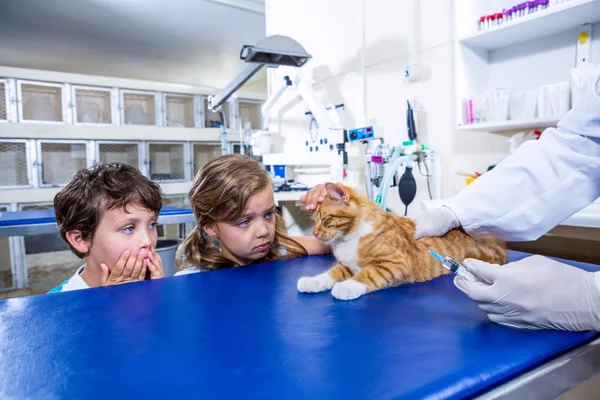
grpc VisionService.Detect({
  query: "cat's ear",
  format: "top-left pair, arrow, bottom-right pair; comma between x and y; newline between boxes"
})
325,183 -> 349,203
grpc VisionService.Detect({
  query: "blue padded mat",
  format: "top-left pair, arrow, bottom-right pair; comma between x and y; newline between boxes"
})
0,251 -> 597,399
0,205 -> 192,227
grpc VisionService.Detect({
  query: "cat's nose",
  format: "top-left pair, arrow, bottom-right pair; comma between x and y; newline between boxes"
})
313,229 -> 319,238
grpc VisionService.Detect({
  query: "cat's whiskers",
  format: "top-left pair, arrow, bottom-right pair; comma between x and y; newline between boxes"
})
323,233 -> 343,249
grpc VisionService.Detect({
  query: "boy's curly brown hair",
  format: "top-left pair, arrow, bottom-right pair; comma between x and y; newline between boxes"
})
54,163 -> 163,258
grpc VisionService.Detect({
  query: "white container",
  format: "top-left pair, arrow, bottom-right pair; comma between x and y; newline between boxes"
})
249,131 -> 273,156
509,90 -> 537,120
557,82 -> 571,116
538,82 -> 570,117
570,65 -> 600,108
485,88 -> 510,122
537,85 -> 551,118
473,94 -> 487,124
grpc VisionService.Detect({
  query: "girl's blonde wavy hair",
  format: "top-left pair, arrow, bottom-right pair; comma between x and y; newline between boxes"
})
176,154 -> 307,271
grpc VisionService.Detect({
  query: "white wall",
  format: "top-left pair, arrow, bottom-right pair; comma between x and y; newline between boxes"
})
488,22 -> 600,91
265,0 -> 508,216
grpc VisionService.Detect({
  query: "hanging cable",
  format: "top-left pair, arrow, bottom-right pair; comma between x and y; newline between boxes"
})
417,157 -> 433,200
219,108 -> 227,128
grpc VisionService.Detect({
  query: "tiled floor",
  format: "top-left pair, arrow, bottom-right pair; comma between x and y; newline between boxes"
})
0,250 -> 81,299
558,373 -> 600,399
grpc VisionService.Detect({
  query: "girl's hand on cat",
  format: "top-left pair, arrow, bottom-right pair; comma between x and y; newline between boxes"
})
454,256 -> 600,332
301,184 -> 328,211
412,206 -> 461,239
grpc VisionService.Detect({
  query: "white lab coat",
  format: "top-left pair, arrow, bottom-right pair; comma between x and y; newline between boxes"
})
446,76 -> 600,241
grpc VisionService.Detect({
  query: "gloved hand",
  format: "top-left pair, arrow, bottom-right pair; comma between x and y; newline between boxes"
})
455,255 -> 600,331
411,206 -> 461,239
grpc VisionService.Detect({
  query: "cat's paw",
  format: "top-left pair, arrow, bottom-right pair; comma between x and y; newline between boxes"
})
331,280 -> 367,300
297,273 -> 336,293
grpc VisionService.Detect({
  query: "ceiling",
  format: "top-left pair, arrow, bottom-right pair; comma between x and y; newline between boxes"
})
0,0 -> 267,89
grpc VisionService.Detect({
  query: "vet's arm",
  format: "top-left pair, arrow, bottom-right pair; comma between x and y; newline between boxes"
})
293,236 -> 332,255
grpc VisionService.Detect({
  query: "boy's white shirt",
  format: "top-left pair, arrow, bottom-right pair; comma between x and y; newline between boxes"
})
49,265 -> 90,293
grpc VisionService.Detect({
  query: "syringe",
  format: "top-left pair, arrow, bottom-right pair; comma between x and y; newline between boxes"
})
416,243 -> 486,283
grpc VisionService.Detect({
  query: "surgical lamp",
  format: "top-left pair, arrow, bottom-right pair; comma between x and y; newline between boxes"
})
208,35 -> 312,155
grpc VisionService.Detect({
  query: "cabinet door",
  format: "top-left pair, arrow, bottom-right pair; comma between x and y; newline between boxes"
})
17,80 -> 69,123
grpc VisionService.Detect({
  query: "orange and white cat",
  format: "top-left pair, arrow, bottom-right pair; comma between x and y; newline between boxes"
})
297,183 -> 507,300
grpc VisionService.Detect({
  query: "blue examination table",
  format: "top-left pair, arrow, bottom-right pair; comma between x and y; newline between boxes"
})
0,250 -> 599,399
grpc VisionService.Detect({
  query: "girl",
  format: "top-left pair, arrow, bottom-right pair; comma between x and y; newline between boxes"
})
175,154 -> 330,274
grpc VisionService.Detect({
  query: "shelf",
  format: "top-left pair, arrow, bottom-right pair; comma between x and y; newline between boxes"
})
0,123 -> 242,142
458,0 -> 600,50
457,117 -> 560,133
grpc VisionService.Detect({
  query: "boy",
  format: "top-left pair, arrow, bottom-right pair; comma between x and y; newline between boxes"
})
49,163 -> 165,293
